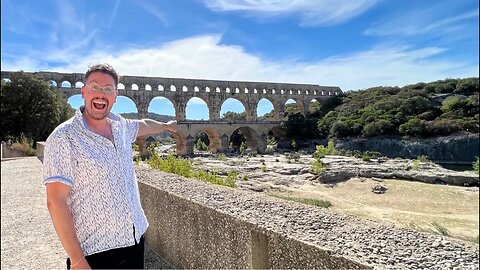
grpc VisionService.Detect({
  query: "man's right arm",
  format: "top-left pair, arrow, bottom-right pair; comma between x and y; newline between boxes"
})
46,182 -> 90,269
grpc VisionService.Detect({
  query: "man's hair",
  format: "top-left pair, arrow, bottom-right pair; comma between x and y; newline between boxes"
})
84,63 -> 119,86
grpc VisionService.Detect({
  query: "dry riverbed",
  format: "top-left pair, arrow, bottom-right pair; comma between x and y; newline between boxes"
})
184,152 -> 479,243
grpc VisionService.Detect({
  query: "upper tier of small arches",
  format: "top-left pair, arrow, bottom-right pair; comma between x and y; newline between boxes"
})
1,71 -> 342,97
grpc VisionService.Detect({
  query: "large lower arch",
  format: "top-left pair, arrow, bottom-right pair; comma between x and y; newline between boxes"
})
230,126 -> 262,153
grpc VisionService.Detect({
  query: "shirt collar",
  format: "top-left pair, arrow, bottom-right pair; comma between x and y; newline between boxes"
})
75,106 -> 121,131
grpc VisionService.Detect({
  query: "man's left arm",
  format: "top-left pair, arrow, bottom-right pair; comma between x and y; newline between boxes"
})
137,119 -> 177,138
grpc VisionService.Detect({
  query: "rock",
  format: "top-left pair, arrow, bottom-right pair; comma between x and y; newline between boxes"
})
372,184 -> 388,194
335,133 -> 479,164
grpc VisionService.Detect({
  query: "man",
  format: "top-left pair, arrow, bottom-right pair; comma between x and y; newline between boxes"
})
43,63 -> 176,269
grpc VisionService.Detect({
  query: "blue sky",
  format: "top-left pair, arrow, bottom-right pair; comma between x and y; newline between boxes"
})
2,0 -> 479,119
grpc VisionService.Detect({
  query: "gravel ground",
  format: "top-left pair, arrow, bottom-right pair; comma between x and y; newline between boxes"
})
136,164 -> 480,270
1,157 -> 170,269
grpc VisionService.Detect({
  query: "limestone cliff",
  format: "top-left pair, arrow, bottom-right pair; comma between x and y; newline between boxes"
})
335,133 -> 479,163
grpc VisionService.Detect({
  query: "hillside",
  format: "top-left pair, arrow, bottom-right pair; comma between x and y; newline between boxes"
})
284,77 -> 479,140
121,112 -> 175,122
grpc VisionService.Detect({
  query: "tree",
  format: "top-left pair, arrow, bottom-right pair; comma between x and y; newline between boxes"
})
221,111 -> 246,121
1,72 -> 74,144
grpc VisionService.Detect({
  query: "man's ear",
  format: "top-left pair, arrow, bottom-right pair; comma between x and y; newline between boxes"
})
81,85 -> 85,98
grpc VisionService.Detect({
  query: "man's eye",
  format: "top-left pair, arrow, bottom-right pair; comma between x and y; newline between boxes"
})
91,85 -> 100,91
105,87 -> 114,92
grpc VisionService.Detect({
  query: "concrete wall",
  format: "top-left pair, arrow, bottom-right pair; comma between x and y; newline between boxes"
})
139,182 -> 369,269
36,142 -> 45,163
1,142 -> 27,159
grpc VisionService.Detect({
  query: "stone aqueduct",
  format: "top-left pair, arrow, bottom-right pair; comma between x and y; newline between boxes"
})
1,71 -> 342,155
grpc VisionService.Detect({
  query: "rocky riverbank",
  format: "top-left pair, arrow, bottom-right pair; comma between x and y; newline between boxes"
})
188,153 -> 478,193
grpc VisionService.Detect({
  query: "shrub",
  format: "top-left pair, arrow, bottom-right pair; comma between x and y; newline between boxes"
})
10,135 -> 36,156
441,95 -> 468,113
240,142 -> 247,154
132,143 -> 139,152
412,155 -> 431,170
362,119 -> 394,137
148,153 -> 236,188
195,139 -> 208,151
216,153 -> 227,161
399,118 -> 427,136
311,160 -> 326,175
313,140 -> 338,158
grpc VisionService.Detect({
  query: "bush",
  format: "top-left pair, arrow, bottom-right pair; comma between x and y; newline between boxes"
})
313,140 -> 338,158
441,95 -> 468,113
399,118 -> 427,136
412,155 -> 431,170
240,142 -> 247,154
10,134 -> 36,156
362,119 -> 394,137
148,153 -> 236,188
195,139 -> 208,151
311,160 -> 326,175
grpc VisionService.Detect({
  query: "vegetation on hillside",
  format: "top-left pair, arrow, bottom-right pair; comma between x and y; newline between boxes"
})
121,112 -> 175,122
1,72 -> 74,145
283,77 -> 479,140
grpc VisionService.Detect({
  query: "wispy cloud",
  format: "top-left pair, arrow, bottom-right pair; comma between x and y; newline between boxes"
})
133,0 -> 169,27
108,0 -> 122,28
2,34 -> 477,91
203,0 -> 379,26
365,4 -> 479,37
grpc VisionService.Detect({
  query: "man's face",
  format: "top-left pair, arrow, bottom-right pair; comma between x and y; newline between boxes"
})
81,71 -> 117,121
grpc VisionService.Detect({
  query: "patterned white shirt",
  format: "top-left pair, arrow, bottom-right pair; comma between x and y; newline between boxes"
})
42,106 -> 148,256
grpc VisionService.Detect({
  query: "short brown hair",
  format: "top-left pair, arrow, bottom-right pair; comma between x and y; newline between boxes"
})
85,63 -> 119,86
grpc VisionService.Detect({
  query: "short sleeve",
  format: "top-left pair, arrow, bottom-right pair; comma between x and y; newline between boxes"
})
125,119 -> 140,144
42,132 -> 74,187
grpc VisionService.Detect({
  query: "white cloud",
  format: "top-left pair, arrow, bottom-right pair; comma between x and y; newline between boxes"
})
186,97 -> 208,105
2,34 -> 478,91
203,0 -> 379,26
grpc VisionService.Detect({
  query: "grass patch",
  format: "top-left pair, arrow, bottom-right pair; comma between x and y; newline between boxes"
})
216,153 -> 227,161
430,221 -> 450,236
271,193 -> 332,208
147,153 -> 236,188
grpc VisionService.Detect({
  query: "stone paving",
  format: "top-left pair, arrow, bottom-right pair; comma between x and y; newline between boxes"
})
0,157 -> 170,269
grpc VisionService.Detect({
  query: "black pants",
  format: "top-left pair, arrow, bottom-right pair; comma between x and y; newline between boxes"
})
66,234 -> 145,269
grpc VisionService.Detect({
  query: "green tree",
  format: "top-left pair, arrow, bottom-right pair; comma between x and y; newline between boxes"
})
221,111 -> 246,121
1,72 -> 74,143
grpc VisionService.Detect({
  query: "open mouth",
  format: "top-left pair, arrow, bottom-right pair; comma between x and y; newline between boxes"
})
92,99 -> 108,110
